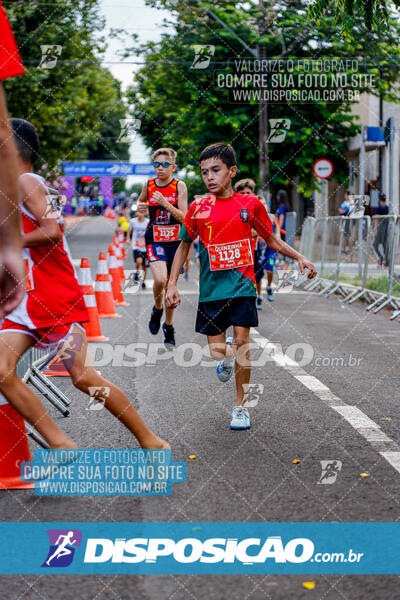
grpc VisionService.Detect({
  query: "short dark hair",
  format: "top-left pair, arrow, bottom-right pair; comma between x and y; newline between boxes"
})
379,193 -> 386,202
10,118 -> 40,164
199,143 -> 236,168
235,178 -> 256,192
277,189 -> 287,205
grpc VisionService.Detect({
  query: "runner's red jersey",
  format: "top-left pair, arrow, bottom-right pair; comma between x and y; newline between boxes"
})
145,178 -> 181,245
7,175 -> 88,329
0,1 -> 24,80
180,192 -> 273,302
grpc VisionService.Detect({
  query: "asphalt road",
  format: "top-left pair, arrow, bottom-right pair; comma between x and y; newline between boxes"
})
2,216 -> 400,599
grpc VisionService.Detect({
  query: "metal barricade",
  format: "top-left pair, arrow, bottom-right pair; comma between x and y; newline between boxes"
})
298,216 -> 316,260
366,215 -> 400,314
15,344 -> 73,449
297,212 -> 400,320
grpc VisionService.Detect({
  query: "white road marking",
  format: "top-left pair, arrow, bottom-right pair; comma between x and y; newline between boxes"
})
251,328 -> 400,473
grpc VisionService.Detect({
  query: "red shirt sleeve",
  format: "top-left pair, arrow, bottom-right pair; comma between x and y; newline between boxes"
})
0,1 -> 24,81
180,201 -> 198,242
251,198 -> 273,241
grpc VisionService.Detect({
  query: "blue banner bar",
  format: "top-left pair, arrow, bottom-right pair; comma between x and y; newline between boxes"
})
0,522 -> 399,574
61,162 -> 155,177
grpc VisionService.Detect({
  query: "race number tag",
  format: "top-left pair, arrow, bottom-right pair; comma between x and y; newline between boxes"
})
208,239 -> 253,271
153,224 -> 180,242
24,258 -> 34,292
136,234 -> 145,248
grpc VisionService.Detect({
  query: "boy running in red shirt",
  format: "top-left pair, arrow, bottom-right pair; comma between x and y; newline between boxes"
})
138,148 -> 188,349
166,143 -> 316,430
0,119 -> 169,450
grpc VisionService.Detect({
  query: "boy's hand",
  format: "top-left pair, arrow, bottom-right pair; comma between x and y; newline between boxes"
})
152,191 -> 168,208
165,283 -> 181,309
298,256 -> 317,279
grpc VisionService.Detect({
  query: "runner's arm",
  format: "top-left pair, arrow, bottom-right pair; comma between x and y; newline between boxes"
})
20,176 -> 62,247
252,199 -> 316,278
165,241 -> 191,308
127,220 -> 134,243
137,182 -> 149,215
0,83 -> 25,317
152,180 -> 188,223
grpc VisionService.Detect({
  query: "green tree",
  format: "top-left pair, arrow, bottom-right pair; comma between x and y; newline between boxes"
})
309,0 -> 400,32
127,0 -> 400,198
3,0 -> 128,167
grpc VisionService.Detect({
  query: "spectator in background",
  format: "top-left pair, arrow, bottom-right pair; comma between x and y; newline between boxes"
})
339,190 -> 351,254
276,189 -> 287,242
0,2 -> 25,318
372,193 -> 389,267
374,192 -> 389,217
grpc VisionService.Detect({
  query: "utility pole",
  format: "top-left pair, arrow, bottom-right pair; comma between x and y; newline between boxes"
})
258,0 -> 269,200
199,0 -> 268,196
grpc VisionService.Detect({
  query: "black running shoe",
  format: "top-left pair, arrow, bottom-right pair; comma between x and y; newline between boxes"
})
149,306 -> 163,334
162,322 -> 175,350
141,281 -> 146,289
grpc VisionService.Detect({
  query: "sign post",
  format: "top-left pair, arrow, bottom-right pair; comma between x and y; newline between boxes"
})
313,159 -> 334,276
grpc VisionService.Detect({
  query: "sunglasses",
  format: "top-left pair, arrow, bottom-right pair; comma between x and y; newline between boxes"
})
153,161 -> 172,168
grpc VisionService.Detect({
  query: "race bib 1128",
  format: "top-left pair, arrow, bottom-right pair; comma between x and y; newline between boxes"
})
208,239 -> 253,271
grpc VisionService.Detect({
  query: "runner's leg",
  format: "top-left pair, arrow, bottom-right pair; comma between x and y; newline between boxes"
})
151,260 -> 168,310
233,326 -> 251,406
0,332 -> 76,448
64,326 -> 170,449
208,332 -> 233,361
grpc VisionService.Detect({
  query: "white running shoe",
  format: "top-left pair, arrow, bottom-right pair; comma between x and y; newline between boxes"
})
230,406 -> 251,430
216,336 -> 234,382
266,287 -> 275,302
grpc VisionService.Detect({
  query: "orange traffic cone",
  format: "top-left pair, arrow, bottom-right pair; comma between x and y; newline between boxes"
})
108,246 -> 129,306
94,252 -> 121,318
42,353 -> 70,377
114,242 -> 125,281
0,396 -> 34,489
78,257 -> 109,341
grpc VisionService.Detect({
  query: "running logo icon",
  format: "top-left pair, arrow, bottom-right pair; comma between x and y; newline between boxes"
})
42,529 -> 82,567
268,119 -> 291,143
39,45 -> 63,69
318,460 -> 342,485
190,45 -> 215,69
274,269 -> 299,293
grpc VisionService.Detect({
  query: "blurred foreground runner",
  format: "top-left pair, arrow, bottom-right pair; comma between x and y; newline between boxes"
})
0,119 -> 169,450
0,1 -> 25,317
166,143 -> 316,430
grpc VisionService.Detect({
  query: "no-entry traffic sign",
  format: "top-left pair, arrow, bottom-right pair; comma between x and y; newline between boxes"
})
313,158 -> 333,179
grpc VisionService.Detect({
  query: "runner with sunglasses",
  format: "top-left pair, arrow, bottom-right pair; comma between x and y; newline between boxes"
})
137,148 -> 188,349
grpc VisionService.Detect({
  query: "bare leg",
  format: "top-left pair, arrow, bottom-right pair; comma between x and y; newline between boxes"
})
208,332 -> 234,362
0,332 -> 76,448
267,271 -> 273,287
64,327 -> 170,449
150,260 -> 168,310
233,326 -> 251,406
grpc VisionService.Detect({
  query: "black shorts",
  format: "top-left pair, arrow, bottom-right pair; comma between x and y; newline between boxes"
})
195,297 -> 258,336
133,249 -> 148,264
